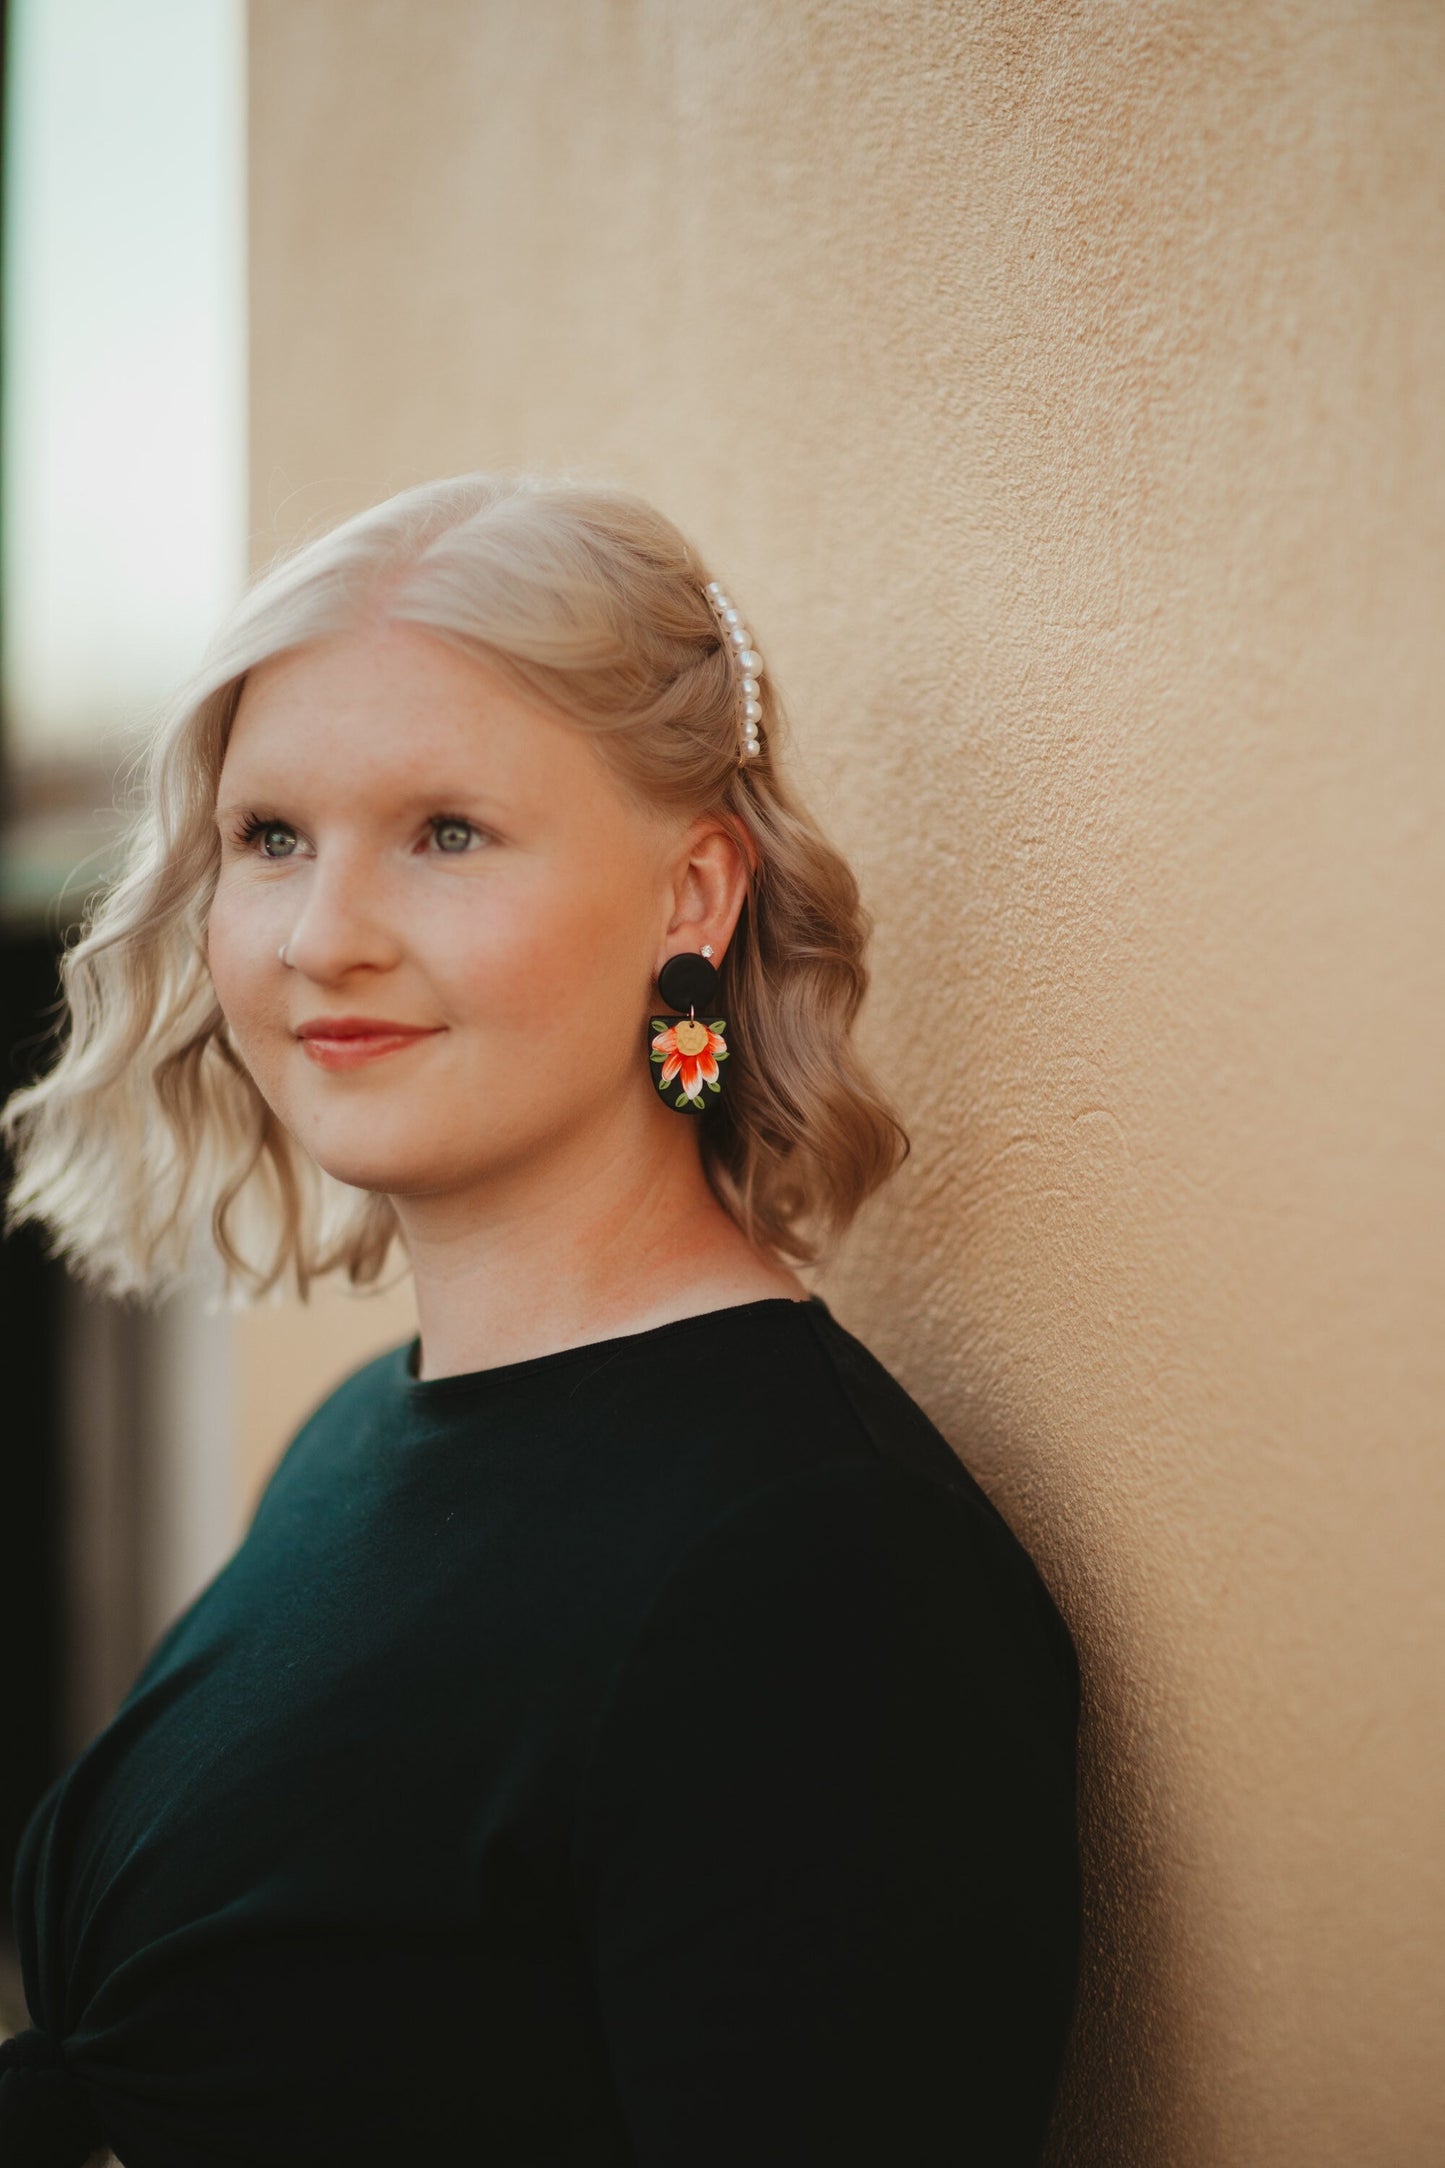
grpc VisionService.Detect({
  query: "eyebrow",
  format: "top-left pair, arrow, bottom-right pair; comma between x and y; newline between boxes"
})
212,787 -> 514,820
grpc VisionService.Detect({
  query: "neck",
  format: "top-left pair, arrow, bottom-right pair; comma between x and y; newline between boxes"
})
390,1092 -> 809,1381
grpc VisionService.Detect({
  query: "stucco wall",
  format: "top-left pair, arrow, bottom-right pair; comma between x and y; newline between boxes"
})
245,5 -> 1445,2158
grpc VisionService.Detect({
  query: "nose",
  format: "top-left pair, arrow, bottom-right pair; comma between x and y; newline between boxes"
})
277,845 -> 403,981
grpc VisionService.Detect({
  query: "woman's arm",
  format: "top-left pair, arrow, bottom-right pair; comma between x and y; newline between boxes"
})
570,1455 -> 1082,2166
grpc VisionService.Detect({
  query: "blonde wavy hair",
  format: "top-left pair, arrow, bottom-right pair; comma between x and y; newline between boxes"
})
0,471 -> 909,1307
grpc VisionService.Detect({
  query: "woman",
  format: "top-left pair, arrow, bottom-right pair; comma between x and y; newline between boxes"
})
0,471 -> 1082,2166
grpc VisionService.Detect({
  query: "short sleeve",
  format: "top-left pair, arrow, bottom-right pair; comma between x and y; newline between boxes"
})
570,1456 -> 1082,2166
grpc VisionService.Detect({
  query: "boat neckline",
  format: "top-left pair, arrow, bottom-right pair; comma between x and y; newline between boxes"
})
401,1292 -> 830,1395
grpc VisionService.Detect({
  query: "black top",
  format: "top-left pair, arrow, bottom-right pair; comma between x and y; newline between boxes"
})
2,1293 -> 1082,2167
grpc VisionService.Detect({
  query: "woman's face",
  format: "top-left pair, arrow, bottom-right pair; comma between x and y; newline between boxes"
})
207,617 -> 716,1206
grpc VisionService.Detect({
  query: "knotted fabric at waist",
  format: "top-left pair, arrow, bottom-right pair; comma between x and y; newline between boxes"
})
0,2025 -> 108,2167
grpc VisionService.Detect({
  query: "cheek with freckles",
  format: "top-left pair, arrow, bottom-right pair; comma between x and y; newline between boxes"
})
437,856 -> 652,1078
205,900 -> 275,1058
203,945 -> 299,1124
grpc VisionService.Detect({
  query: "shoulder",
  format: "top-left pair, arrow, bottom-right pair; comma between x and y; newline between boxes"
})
569,1446 -> 1083,1963
555,1294 -> 1081,1728
594,1447 -> 1079,1760
240,1337 -> 406,1531
721,1297 -> 1083,1716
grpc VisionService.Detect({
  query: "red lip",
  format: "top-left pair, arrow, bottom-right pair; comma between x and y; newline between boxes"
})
296,1016 -> 440,1040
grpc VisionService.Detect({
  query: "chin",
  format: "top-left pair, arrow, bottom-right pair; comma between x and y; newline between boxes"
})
283,1105 -> 447,1189
301,1147 -> 439,1196
287,1084 -> 584,1194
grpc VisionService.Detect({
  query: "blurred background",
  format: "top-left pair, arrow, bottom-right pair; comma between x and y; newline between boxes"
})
0,0 -> 250,2035
1,4 -> 1442,2162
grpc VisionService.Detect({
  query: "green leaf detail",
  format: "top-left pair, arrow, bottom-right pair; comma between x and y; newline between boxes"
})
709,1021 -> 726,1033
650,1050 -> 666,1062
675,1094 -> 691,1109
713,1046 -> 728,1060
706,1078 -> 721,1093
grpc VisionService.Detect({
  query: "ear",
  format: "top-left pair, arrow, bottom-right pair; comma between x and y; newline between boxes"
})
658,815 -> 755,969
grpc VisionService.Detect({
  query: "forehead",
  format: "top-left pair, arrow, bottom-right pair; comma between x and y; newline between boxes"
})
230,622 -> 533,749
220,620 -> 614,813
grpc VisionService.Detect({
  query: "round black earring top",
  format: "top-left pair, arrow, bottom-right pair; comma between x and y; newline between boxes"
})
657,950 -> 720,1013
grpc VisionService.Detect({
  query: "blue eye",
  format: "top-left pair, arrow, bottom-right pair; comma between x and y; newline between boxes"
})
226,812 -> 491,857
232,813 -> 297,857
431,815 -> 484,852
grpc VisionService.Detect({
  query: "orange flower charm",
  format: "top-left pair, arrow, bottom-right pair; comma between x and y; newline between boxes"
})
649,1015 -> 729,1112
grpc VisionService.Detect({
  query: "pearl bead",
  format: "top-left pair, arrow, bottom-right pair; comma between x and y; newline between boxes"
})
744,697 -> 762,721
739,649 -> 763,674
705,581 -> 721,598
729,626 -> 750,646
742,676 -> 759,697
723,607 -> 741,625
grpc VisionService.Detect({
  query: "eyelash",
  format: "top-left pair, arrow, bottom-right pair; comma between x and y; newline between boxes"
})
227,812 -> 490,858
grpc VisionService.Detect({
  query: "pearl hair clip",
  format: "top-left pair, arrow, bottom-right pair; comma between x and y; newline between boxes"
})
702,579 -> 765,764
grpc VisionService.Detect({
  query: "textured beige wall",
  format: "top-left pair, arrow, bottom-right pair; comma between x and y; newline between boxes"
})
245,4 -> 1445,2159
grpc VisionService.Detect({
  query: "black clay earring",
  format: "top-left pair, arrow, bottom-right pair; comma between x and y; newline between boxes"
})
648,945 -> 729,1113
